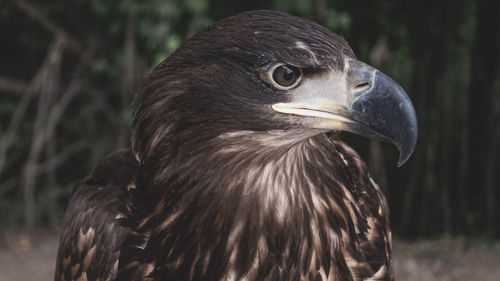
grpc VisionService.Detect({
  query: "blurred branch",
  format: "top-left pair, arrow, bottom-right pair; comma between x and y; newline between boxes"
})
0,49 -> 54,178
312,0 -> 328,25
10,0 -> 82,53
21,39 -> 64,229
19,41 -> 93,229
0,77 -> 28,94
117,13 -> 137,147
369,38 -> 391,66
44,78 -> 82,137
368,37 -> 389,190
35,141 -> 86,175
45,133 -> 58,228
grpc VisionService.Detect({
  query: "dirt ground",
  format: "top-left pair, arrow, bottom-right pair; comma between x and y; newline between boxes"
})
1,232 -> 499,281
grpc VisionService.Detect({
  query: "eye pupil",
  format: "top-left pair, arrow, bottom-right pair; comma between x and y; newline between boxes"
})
272,65 -> 301,88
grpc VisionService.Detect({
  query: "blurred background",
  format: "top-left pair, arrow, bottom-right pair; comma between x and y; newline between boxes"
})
0,0 -> 499,280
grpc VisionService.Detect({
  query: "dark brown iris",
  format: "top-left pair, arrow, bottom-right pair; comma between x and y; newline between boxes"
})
272,64 -> 301,88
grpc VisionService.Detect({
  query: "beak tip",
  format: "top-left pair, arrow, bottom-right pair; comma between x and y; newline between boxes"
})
396,128 -> 418,167
397,154 -> 411,168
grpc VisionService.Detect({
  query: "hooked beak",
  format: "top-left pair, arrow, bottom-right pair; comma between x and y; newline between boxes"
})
272,58 -> 418,166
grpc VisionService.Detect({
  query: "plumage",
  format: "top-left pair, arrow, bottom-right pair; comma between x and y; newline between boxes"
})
55,10 -> 417,281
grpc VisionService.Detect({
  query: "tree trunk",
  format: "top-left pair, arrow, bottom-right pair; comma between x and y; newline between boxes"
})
466,0 -> 500,235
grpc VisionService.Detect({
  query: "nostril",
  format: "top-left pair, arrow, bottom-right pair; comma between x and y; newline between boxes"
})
353,82 -> 370,96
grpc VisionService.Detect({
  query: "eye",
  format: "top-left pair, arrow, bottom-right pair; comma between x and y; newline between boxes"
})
269,64 -> 302,90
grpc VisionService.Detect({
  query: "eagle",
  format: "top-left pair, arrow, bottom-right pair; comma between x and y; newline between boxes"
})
54,10 -> 417,281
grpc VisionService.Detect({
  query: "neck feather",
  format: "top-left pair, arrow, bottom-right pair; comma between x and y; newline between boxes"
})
125,131 -> 377,280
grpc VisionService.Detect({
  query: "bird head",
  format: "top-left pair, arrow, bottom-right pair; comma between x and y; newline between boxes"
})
133,10 -> 417,167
